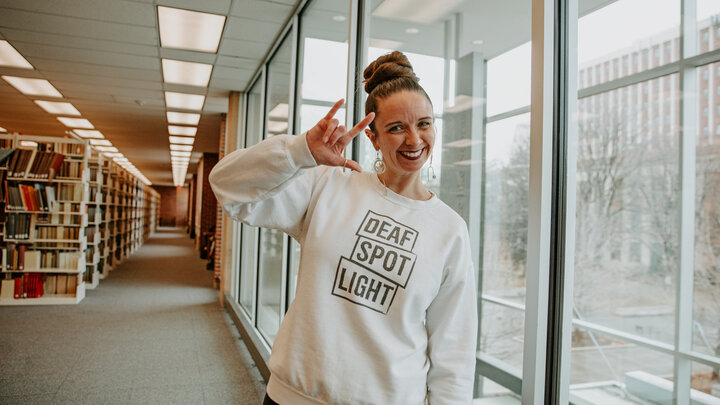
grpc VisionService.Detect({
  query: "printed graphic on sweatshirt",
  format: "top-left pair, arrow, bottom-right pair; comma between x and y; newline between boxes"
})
331,210 -> 418,314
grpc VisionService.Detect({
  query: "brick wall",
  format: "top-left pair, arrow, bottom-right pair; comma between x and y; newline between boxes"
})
214,114 -> 226,281
195,153 -> 218,255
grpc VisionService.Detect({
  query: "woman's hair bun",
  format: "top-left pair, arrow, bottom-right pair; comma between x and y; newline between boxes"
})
363,51 -> 419,94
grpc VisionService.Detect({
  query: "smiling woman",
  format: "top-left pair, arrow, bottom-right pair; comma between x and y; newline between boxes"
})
209,51 -> 478,405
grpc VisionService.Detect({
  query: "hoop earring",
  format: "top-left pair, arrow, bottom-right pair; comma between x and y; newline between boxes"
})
373,150 -> 386,174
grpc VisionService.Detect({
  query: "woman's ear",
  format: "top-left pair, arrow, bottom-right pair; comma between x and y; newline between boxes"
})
365,129 -> 380,151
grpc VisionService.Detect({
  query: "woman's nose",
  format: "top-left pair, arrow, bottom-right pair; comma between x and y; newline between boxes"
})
405,127 -> 421,145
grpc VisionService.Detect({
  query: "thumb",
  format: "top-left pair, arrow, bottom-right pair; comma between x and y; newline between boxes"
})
344,159 -> 362,172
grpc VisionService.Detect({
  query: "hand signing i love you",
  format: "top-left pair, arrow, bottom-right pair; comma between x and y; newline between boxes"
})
306,99 -> 375,172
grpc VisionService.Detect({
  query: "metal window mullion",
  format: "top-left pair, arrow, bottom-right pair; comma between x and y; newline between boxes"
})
522,0 -> 554,402
352,0 -> 371,165
555,0 -> 578,403
674,0 -> 697,404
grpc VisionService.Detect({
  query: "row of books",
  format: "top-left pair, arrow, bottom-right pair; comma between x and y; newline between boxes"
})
57,160 -> 83,179
36,226 -> 81,241
3,244 -> 82,271
57,183 -> 84,201
0,274 -> 79,299
86,227 -> 98,244
4,182 -> 57,212
4,149 -> 66,179
36,212 -> 83,226
5,213 -> 31,239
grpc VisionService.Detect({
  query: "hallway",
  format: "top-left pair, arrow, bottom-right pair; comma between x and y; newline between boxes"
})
0,227 -> 265,404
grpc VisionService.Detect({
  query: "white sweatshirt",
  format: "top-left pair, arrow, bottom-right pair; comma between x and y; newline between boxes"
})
209,133 -> 477,405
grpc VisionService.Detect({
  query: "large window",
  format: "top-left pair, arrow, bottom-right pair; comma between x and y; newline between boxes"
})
256,33 -> 293,345
568,0 -> 720,403
238,75 -> 264,318
288,0 -> 351,305
228,1 -> 720,403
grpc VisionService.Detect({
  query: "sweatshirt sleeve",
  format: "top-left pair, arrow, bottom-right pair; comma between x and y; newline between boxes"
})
425,230 -> 478,404
209,133 -> 318,240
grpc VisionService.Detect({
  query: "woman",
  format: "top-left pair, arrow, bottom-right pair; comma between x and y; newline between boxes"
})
210,51 -> 477,405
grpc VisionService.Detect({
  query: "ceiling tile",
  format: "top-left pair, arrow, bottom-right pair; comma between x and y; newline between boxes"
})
3,30 -> 158,58
224,16 -> 282,41
155,0 -> 231,15
0,0 -> 157,26
230,0 -> 294,22
0,9 -> 158,45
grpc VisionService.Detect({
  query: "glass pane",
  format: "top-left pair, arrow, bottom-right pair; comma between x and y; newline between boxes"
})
698,2 -> 720,54
692,362 -> 720,401
361,1 -> 531,400
289,0 -> 351,305
238,76 -> 264,316
572,0 -> 686,401
569,343 -> 675,403
256,33 -> 293,344
577,0 -> 679,90
480,113 -> 530,373
694,62 -> 720,359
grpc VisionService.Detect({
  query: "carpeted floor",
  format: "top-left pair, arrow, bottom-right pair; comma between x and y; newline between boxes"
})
0,226 -> 266,404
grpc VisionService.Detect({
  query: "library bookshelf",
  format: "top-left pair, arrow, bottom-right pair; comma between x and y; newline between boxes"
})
0,133 -> 159,305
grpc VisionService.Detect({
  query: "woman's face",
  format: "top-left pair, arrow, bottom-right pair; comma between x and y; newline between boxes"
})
366,90 -> 435,178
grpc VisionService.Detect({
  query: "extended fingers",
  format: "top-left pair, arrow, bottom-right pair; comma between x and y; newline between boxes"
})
323,99 -> 345,121
348,112 -> 375,137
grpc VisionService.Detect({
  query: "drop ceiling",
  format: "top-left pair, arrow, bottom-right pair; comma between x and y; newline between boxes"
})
0,0 -> 298,186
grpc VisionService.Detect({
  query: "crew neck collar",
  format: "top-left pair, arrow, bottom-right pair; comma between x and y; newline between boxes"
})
366,172 -> 439,209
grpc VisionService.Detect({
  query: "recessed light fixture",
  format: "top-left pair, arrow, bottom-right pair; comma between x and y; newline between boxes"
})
3,76 -> 63,97
165,92 -> 205,110
169,136 -> 194,145
405,28 -> 419,34
20,141 -> 38,147
89,139 -> 112,146
170,144 -> 193,152
157,6 -> 226,53
113,157 -> 129,162
34,100 -> 81,116
168,125 -> 197,136
332,15 -> 346,22
0,41 -> 34,69
96,146 -> 119,152
472,39 -> 484,45
73,129 -> 104,139
167,111 -> 201,125
57,117 -> 94,129
171,158 -> 190,163
161,59 -> 213,87
171,151 -> 192,157
104,152 -> 124,157
0,126 -> 6,132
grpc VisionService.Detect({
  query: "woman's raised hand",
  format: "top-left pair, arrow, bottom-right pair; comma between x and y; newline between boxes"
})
306,99 -> 374,172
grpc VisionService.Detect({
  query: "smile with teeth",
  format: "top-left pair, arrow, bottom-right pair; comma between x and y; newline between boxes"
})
398,148 -> 425,160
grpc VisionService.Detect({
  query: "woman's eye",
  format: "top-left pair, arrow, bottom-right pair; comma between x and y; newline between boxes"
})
418,121 -> 431,128
389,125 -> 403,132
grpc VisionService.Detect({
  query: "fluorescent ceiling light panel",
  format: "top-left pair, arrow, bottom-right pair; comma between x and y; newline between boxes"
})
34,100 -> 81,116
73,129 -> 104,139
268,103 -> 289,119
168,125 -> 197,136
171,151 -> 192,157
169,136 -> 194,145
57,117 -> 94,129
2,76 -> 63,97
104,152 -> 123,157
165,92 -> 205,110
96,146 -> 118,152
267,120 -> 288,133
158,6 -> 225,53
167,111 -> 200,125
0,41 -> 34,69
0,126 -> 6,132
20,141 -> 38,147
162,59 -> 213,87
170,144 -> 193,152
89,139 -> 112,146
